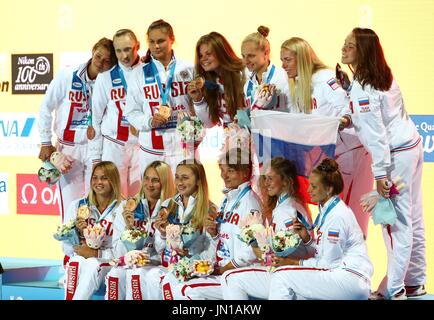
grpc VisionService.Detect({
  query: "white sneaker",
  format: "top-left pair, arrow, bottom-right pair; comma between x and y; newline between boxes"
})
389,288 -> 407,300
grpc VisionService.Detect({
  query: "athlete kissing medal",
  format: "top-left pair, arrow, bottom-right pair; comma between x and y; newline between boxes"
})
77,205 -> 90,220
125,197 -> 138,212
87,125 -> 95,140
158,105 -> 171,120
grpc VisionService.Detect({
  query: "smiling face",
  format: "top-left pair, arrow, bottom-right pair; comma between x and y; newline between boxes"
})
199,43 -> 220,72
114,34 -> 139,68
143,167 -> 162,201
148,28 -> 173,63
280,48 -> 297,79
341,32 -> 357,67
219,164 -> 249,189
307,172 -> 332,205
88,47 -> 113,79
91,167 -> 113,198
175,165 -> 198,198
241,41 -> 268,73
264,167 -> 287,197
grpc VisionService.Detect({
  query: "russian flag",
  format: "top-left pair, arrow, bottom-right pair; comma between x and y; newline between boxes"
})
358,98 -> 369,106
328,230 -> 339,238
251,110 -> 339,204
284,220 -> 294,228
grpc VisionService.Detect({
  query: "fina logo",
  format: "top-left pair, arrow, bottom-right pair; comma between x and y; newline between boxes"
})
0,117 -> 35,137
411,115 -> 434,162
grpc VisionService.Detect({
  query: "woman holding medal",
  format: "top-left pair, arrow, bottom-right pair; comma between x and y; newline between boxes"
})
63,161 -> 123,300
103,160 -> 175,300
187,31 -> 246,128
221,157 -> 315,299
125,19 -> 195,175
38,38 -> 117,222
276,37 -> 373,239
161,148 -> 262,300
241,26 -> 293,113
127,160 -> 216,299
268,158 -> 373,300
341,28 -> 426,299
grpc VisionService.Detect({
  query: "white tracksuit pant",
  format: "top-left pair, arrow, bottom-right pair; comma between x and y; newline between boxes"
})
57,143 -> 91,222
269,265 -> 371,300
65,256 -> 111,300
221,267 -> 271,300
377,143 -> 426,297
101,138 -> 142,198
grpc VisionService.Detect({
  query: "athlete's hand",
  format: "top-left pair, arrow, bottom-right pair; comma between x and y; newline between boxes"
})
187,81 -> 203,103
376,178 -> 391,198
271,254 -> 299,267
253,84 -> 275,109
123,210 -> 135,229
73,243 -> 98,258
338,115 -> 351,131
252,246 -> 263,260
151,114 -> 168,128
75,218 -> 88,233
205,209 -> 219,237
292,219 -> 311,243
38,145 -> 56,162
155,208 -> 169,236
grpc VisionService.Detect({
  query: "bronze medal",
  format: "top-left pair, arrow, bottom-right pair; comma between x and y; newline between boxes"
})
130,126 -> 139,137
158,105 -> 171,120
194,76 -> 205,89
87,125 -> 96,140
124,198 -> 138,211
77,205 -> 90,220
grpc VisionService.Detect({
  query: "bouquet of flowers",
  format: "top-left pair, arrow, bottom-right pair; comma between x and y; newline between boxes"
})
222,122 -> 251,154
176,115 -> 205,148
237,211 -> 264,246
50,151 -> 74,174
181,224 -> 199,248
38,161 -> 61,186
83,224 -> 106,249
124,250 -> 149,268
191,259 -> 214,278
121,227 -> 148,252
271,230 -> 301,257
169,256 -> 195,282
360,176 -> 405,226
53,219 -> 80,246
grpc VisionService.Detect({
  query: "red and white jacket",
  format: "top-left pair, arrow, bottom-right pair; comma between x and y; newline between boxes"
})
89,62 -> 142,162
125,55 -> 193,156
39,61 -> 94,147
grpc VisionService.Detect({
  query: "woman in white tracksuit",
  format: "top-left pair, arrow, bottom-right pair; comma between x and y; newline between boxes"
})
104,160 -> 175,300
269,158 -> 373,300
241,26 -> 293,113
341,27 -> 426,299
278,37 -> 373,238
143,160 -> 216,300
63,161 -> 123,300
90,29 -> 143,198
125,20 -> 195,175
38,38 -> 117,220
221,157 -> 315,300
161,148 -> 262,300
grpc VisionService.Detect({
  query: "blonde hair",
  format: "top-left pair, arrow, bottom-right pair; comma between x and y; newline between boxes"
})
242,25 -> 270,55
88,161 -> 122,208
167,161 -> 210,231
137,161 -> 176,203
281,37 -> 327,113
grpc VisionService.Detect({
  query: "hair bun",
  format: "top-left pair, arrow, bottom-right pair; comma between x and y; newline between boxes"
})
317,158 -> 339,173
257,26 -> 270,38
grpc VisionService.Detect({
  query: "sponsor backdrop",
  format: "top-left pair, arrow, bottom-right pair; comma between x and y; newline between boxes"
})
0,0 -> 433,293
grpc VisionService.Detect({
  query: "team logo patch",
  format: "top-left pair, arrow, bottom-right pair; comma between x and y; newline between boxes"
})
327,229 -> 339,243
358,97 -> 371,113
179,70 -> 189,79
113,78 -> 121,85
327,78 -> 339,90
